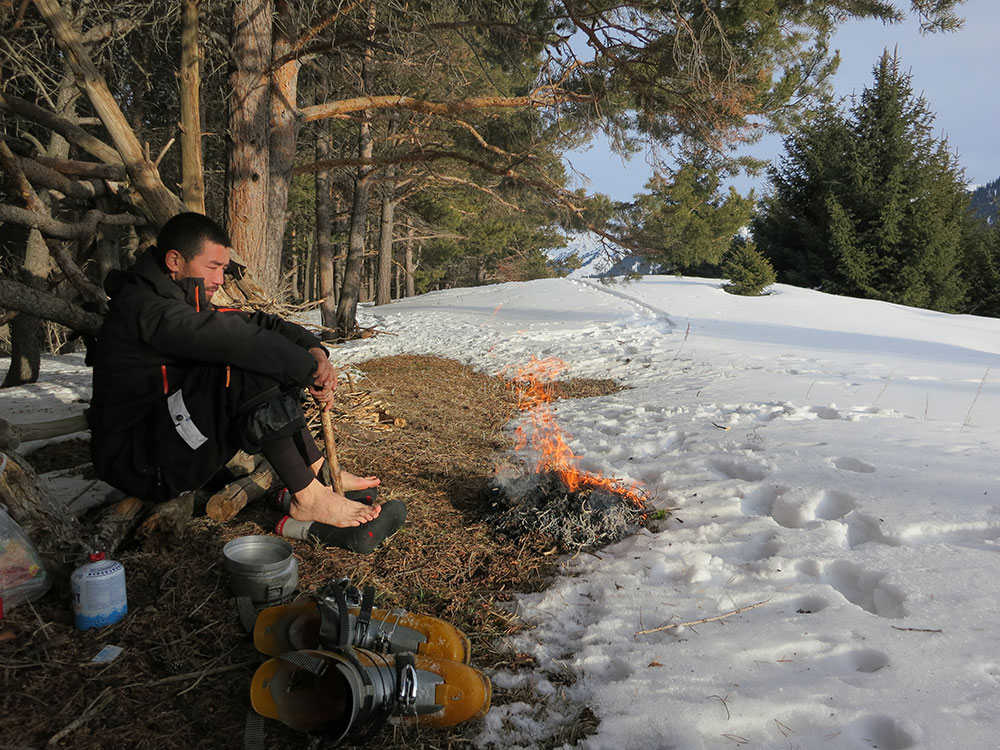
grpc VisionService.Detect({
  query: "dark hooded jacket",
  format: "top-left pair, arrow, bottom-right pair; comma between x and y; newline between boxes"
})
86,251 -> 324,497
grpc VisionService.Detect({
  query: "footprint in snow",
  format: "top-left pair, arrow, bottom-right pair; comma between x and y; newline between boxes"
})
848,715 -> 917,750
899,524 -> 1000,551
748,530 -> 781,561
814,489 -> 857,521
845,648 -> 891,674
846,512 -> 898,549
799,559 -> 907,619
810,405 -> 842,420
801,647 -> 890,685
708,456 -> 770,481
740,484 -> 787,518
832,456 -> 876,473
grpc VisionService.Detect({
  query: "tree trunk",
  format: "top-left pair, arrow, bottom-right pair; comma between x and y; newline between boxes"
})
304,232 -> 315,300
265,0 -> 301,293
405,224 -> 416,297
334,202 -> 346,303
335,0 -> 376,338
376,170 -> 396,305
227,0 -> 274,289
2,229 -> 48,387
337,151 -> 373,332
0,136 -> 53,388
31,0 -> 185,226
366,251 -> 375,302
180,0 -> 206,213
315,108 -> 337,328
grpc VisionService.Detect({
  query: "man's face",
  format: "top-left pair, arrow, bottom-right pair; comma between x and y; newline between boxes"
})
165,240 -> 230,300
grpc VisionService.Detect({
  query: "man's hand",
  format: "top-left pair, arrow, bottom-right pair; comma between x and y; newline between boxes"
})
309,383 -> 335,411
308,347 -> 337,412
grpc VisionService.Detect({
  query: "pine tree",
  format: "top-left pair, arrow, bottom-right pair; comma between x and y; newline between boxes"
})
753,50 -> 974,313
621,160 -> 754,273
842,51 -> 968,310
961,220 -> 1000,317
751,101 -> 855,290
723,238 -> 776,296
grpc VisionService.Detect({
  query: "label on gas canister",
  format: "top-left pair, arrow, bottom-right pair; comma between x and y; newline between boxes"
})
71,559 -> 127,630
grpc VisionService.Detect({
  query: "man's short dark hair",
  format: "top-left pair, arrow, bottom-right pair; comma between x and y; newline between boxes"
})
151,212 -> 230,270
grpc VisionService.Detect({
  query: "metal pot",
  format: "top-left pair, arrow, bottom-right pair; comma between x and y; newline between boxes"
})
223,536 -> 298,606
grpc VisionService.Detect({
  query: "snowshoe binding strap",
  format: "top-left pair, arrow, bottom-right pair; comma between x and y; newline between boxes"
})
317,581 -> 352,648
355,586 -> 376,647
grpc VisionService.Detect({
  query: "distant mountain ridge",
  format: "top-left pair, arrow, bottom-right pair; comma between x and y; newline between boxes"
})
970,177 -> 1000,224
548,232 -> 664,279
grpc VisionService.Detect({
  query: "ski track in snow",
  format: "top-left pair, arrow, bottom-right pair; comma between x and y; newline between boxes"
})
336,278 -> 1000,749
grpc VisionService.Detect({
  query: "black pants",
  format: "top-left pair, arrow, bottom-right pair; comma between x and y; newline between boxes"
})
136,365 -> 317,500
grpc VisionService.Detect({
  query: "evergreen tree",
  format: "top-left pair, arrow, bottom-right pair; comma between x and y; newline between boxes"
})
753,50 -> 973,312
620,160 -> 754,273
960,219 -> 1000,317
752,102 -> 854,290
723,238 -> 776,296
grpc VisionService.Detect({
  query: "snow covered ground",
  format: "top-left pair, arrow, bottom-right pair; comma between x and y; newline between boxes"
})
5,274 -> 1000,749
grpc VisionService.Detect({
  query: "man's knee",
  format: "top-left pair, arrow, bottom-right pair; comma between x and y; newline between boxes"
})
236,386 -> 307,454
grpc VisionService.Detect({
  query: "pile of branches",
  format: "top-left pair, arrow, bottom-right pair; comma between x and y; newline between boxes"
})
485,468 -> 651,554
309,387 -> 405,432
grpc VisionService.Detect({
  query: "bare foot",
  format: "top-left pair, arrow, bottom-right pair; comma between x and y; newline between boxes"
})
290,480 -> 381,527
307,458 -> 381,492
342,471 -> 380,492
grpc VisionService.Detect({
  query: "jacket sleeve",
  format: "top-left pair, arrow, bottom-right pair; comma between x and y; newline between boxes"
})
243,310 -> 326,352
134,296 -> 321,387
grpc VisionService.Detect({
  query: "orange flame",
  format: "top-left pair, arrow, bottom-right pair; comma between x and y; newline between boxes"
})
504,356 -> 646,510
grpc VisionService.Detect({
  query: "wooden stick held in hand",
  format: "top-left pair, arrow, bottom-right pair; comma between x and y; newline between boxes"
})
321,409 -> 344,495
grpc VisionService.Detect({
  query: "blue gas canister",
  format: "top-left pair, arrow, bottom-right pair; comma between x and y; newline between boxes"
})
71,552 -> 127,630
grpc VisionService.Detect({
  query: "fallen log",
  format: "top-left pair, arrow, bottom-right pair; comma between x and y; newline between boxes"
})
93,496 -> 148,556
0,413 -> 89,450
205,460 -> 278,522
136,492 -> 198,552
0,450 -> 86,573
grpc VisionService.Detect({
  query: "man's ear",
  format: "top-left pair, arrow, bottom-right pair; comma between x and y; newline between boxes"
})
164,249 -> 183,274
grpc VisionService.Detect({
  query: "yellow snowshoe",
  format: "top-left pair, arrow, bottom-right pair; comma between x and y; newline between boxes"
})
254,581 -> 472,664
250,647 -> 492,743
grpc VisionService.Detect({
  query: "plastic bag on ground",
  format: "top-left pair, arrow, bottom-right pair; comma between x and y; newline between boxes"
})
0,453 -> 51,613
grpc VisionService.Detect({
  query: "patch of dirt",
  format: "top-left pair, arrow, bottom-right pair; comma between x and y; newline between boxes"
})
552,378 -> 624,400
0,355 -> 623,749
25,437 -> 92,474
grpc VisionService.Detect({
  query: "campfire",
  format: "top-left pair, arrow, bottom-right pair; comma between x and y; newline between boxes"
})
488,357 -> 650,553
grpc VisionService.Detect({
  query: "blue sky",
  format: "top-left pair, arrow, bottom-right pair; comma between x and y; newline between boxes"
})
564,0 -> 1000,201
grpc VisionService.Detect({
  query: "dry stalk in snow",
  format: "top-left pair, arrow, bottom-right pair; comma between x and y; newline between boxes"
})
634,598 -> 770,637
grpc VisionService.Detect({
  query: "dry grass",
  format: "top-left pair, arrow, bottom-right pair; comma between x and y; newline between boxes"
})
0,354 -> 624,749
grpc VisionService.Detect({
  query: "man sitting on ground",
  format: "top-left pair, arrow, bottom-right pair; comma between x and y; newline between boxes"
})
86,212 -> 380,530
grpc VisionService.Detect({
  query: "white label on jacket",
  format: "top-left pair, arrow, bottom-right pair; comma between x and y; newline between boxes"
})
167,390 -> 208,450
